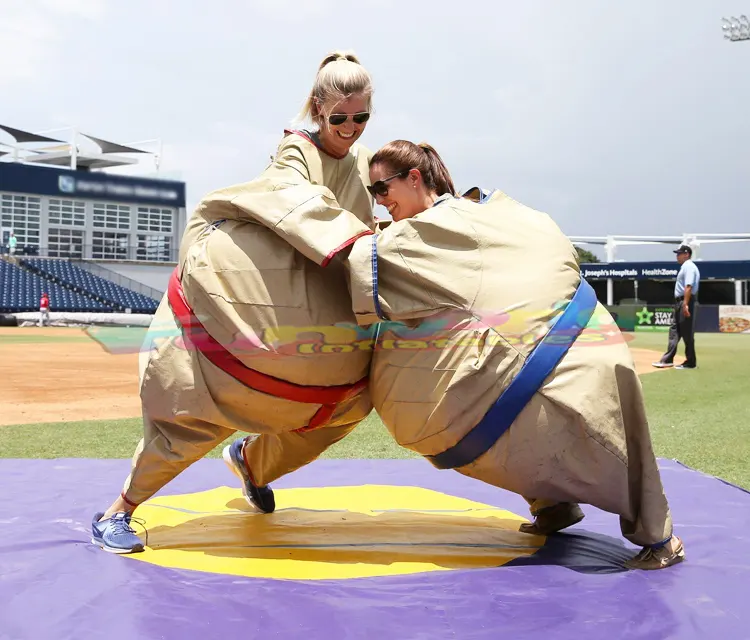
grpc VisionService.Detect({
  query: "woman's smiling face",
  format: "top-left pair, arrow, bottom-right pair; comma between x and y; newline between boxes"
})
316,94 -> 370,157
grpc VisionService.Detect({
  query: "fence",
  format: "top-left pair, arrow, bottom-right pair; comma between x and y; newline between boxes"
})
0,242 -> 179,263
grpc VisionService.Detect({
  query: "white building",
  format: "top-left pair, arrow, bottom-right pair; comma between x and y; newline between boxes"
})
1,125 -> 187,292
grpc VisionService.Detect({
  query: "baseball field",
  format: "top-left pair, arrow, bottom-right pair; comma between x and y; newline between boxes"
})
1,326 -> 748,489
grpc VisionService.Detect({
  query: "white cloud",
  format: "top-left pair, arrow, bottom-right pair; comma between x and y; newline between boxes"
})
0,0 -> 106,81
0,3 -> 57,80
1,0 -> 748,259
39,0 -> 106,19
155,121 -> 284,211
251,0 -> 335,21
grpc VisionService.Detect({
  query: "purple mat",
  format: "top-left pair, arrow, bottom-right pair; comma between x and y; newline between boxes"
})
1,458 -> 748,640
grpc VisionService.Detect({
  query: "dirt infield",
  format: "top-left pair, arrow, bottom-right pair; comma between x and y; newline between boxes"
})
0,327 -> 665,427
0,327 -> 141,426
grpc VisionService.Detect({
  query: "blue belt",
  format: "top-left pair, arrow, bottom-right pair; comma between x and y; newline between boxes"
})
426,278 -> 598,470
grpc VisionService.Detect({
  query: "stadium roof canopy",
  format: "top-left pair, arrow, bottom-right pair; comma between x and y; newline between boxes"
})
0,124 -> 160,172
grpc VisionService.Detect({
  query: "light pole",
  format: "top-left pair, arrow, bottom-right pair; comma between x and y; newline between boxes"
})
722,15 -> 750,41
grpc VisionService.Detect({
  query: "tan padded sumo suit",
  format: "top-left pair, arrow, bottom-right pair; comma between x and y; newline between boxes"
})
122,130 -> 376,507
345,190 -> 673,547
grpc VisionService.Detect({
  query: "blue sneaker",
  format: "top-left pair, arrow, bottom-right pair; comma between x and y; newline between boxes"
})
223,437 -> 275,513
91,512 -> 145,553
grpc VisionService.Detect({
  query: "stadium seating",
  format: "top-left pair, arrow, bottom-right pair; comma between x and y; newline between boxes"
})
0,260 -> 113,313
21,258 -> 159,313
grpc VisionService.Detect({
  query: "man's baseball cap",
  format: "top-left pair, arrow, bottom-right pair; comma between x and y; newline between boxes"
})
673,244 -> 692,255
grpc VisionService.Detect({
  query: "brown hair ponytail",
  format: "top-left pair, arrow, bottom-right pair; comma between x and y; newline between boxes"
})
370,140 -> 456,196
417,143 -> 456,197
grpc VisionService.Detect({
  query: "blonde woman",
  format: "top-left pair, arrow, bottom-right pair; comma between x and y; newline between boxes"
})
92,51 -> 377,553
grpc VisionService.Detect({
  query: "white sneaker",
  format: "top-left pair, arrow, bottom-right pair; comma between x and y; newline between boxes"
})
651,362 -> 673,368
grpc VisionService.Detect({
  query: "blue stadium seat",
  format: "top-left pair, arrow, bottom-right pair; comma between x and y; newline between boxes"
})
0,260 -> 113,313
20,258 -> 159,314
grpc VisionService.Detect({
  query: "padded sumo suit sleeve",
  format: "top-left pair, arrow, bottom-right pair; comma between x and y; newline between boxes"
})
221,136 -> 374,267
122,135 -> 377,506
345,208 -> 481,325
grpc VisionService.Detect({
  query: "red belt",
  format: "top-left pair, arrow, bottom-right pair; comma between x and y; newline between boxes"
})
167,268 -> 368,431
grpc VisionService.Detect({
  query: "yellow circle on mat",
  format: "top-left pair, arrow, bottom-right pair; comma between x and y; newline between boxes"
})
126,485 -> 543,580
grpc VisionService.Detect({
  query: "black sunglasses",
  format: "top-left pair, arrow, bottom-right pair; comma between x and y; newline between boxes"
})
367,169 -> 410,198
328,112 -> 371,126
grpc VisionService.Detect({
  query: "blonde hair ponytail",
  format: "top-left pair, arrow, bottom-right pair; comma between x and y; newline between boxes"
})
318,50 -> 361,69
296,50 -> 373,126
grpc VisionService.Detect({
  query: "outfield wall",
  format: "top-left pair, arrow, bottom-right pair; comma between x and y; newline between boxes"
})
583,260 -> 749,307
607,304 -> 750,334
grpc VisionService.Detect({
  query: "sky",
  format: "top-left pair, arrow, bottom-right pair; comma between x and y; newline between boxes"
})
1,0 -> 749,261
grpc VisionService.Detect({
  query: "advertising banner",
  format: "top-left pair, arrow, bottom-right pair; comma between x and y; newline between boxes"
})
718,305 -> 750,333
634,305 -> 673,332
0,162 -> 186,207
605,305 -> 636,331
580,261 -> 750,280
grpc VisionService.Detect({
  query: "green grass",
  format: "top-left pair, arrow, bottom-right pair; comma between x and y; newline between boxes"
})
0,333 -> 92,344
1,332 -> 747,488
628,332 -> 750,489
0,326 -> 148,350
0,411 -> 416,461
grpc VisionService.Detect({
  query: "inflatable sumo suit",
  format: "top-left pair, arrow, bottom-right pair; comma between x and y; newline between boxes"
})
121,130 -> 375,507
345,189 -> 673,547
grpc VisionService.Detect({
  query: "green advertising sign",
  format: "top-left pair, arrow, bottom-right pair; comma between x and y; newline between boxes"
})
635,306 -> 673,332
